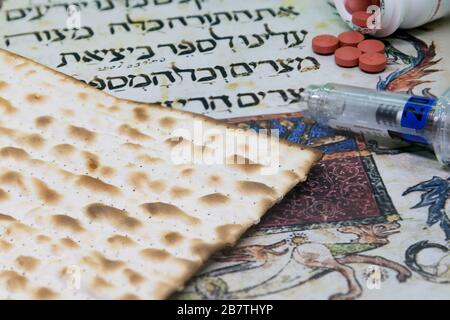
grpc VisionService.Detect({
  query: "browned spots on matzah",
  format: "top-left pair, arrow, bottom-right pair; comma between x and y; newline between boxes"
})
59,169 -> 76,181
123,268 -> 146,286
0,271 -> 28,292
149,179 -> 166,193
60,108 -> 75,117
141,202 -> 200,225
15,62 -> 29,69
199,193 -> 230,206
92,276 -> 114,289
68,125 -> 96,143
52,243 -> 66,255
36,235 -> 51,243
227,155 -> 263,174
236,181 -> 278,198
0,213 -> 16,222
76,175 -> 120,196
2,53 -> 16,64
0,126 -> 15,137
59,237 -> 80,249
51,243 -> 64,255
20,133 -> 45,149
26,93 -> 46,104
82,151 -> 100,172
118,124 -> 153,141
122,142 -> 143,150
159,117 -> 177,128
0,239 -> 13,251
180,168 -> 194,177
0,96 -> 17,114
215,224 -> 244,244
154,282 -> 176,300
207,175 -> 221,186
259,198 -> 275,212
34,287 -> 58,300
78,92 -> 89,101
128,171 -> 150,190
96,254 -> 125,272
162,231 -> 184,246
84,252 -> 125,272
30,159 -> 47,168
52,144 -> 75,156
284,170 -> 300,180
59,266 -> 71,279
165,136 -> 184,147
0,80 -> 9,90
133,107 -> 149,122
0,171 -> 26,190
15,255 -> 39,272
86,203 -> 142,231
107,235 -> 135,247
119,293 -> 140,300
0,146 -> 29,160
100,166 -> 115,178
109,105 -> 120,113
169,186 -> 192,198
51,215 -> 84,233
33,178 -> 61,204
140,248 -> 171,261
35,115 -> 54,128
5,222 -> 35,236
136,154 -> 162,164
0,188 -> 8,201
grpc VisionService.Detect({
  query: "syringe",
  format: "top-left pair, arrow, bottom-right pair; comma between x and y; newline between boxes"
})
300,83 -> 450,166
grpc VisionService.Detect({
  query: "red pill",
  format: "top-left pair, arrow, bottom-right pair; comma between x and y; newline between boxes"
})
371,0 -> 381,6
335,47 -> 362,68
359,52 -> 387,73
358,39 -> 385,54
338,31 -> 365,47
312,34 -> 339,55
345,0 -> 372,13
352,11 -> 372,27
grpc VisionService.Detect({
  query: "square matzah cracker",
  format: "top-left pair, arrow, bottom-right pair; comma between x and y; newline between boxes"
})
0,49 -> 321,299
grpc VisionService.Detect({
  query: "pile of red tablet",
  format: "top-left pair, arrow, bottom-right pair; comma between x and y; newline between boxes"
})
312,31 -> 387,73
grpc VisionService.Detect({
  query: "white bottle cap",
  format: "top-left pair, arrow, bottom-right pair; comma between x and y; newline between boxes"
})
334,0 -> 450,37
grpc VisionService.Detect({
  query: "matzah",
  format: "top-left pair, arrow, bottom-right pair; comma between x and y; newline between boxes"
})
0,48 -> 321,299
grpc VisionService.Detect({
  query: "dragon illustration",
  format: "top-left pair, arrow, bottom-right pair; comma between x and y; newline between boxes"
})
403,176 -> 450,241
405,241 -> 449,283
379,32 -> 442,94
180,222 -> 411,300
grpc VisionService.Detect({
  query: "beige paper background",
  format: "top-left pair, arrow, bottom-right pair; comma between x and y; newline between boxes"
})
1,0 -> 449,299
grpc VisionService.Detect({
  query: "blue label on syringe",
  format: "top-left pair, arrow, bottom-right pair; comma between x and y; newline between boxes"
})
400,96 -> 436,144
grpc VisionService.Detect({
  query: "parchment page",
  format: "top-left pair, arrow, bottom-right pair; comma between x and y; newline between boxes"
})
1,0 -> 450,299
0,0 -> 384,118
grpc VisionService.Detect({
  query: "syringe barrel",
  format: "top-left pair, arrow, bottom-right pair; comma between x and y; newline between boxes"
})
433,87 -> 450,166
303,83 -> 450,166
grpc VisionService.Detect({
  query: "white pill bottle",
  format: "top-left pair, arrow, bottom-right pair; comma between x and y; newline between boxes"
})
334,0 -> 450,37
